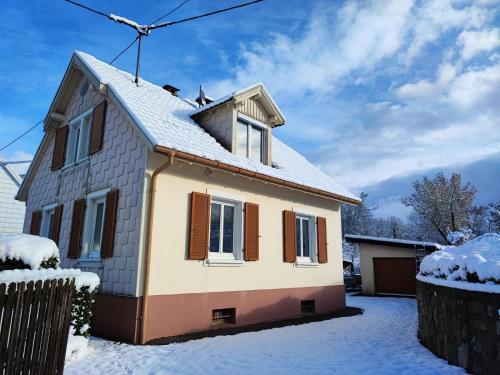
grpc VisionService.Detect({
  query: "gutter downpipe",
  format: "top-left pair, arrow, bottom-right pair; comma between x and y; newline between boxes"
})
140,150 -> 176,345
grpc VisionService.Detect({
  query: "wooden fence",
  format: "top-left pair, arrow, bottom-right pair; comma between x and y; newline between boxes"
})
0,278 -> 75,375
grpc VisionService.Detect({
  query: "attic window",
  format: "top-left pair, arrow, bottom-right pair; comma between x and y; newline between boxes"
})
235,119 -> 264,163
65,108 -> 93,166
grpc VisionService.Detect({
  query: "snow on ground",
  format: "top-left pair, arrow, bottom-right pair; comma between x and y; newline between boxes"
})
65,295 -> 463,375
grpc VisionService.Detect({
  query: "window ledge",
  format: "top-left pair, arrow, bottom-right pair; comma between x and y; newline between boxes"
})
77,258 -> 103,268
204,258 -> 245,267
61,157 -> 90,173
294,261 -> 319,268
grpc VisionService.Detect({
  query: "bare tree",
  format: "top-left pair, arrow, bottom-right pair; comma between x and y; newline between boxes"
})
402,172 -> 476,244
341,192 -> 374,236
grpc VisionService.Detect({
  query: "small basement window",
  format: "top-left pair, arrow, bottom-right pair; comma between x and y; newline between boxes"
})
301,300 -> 316,315
212,308 -> 236,325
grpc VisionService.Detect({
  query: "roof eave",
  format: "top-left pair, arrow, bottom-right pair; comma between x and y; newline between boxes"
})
154,145 -> 361,205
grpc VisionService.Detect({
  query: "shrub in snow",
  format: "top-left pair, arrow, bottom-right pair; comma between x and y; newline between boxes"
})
419,233 -> 500,285
446,229 -> 474,246
71,272 -> 100,337
0,233 -> 59,270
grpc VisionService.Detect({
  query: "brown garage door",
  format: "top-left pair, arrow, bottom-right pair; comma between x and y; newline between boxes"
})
373,257 -> 416,296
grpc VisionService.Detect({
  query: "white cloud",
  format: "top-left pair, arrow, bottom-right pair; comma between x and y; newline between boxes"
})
457,28 -> 500,60
206,0 -> 499,193
208,0 -> 414,98
403,0 -> 490,65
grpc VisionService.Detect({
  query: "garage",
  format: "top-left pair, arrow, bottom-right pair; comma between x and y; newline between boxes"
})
373,257 -> 416,295
344,235 -> 441,296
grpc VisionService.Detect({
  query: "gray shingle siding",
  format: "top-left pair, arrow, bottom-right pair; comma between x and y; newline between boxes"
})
23,78 -> 147,297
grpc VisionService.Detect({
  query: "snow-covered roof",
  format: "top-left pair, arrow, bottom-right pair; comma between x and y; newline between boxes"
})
0,154 -> 22,186
74,51 -> 359,203
191,82 -> 286,123
345,234 -> 442,249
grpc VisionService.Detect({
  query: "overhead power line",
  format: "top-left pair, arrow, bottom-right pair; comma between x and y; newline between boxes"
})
149,0 -> 191,26
66,0 -> 265,79
108,0 -> 191,65
64,0 -> 108,18
149,0 -> 264,30
0,120 -> 43,153
0,0 -> 195,150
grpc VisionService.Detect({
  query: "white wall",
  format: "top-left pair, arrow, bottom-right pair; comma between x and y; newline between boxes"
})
0,166 -> 25,233
146,152 -> 345,296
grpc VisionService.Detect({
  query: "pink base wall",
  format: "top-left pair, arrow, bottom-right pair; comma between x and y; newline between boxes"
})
144,285 -> 345,342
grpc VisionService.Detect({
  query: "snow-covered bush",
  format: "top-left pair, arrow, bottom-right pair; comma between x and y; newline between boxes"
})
0,233 -> 59,270
446,228 -> 474,246
419,233 -> 500,285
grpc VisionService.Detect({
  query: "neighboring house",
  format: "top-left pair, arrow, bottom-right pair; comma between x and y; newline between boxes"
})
345,235 -> 440,296
17,51 -> 360,344
0,154 -> 25,233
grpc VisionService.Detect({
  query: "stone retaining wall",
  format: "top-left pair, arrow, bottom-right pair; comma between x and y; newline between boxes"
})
416,279 -> 500,375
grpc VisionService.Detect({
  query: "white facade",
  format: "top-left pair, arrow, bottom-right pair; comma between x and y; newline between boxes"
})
0,155 -> 25,233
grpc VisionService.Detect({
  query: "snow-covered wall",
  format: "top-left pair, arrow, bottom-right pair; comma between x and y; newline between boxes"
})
0,161 -> 25,233
23,77 -> 147,296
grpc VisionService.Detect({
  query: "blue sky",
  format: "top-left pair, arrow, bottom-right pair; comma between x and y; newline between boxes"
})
1,0 -> 499,218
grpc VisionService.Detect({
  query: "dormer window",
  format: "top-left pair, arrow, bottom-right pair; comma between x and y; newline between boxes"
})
235,118 -> 264,163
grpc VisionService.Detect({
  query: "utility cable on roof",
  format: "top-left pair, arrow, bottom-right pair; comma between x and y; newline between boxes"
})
109,36 -> 139,65
108,0 -> 192,65
0,120 -> 43,153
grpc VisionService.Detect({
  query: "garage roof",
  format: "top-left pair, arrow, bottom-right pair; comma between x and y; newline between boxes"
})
344,235 -> 442,250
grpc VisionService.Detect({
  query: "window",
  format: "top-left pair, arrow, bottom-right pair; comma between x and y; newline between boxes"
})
65,109 -> 93,166
296,215 -> 316,263
208,198 -> 243,260
81,189 -> 107,259
39,203 -> 57,238
235,119 -> 265,163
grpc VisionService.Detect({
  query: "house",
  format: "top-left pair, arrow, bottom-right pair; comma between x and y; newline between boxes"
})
16,51 -> 360,344
345,235 -> 440,296
0,154 -> 26,233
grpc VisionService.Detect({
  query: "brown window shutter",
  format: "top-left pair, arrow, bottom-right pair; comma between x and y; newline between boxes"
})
50,205 -> 63,245
101,189 -> 119,258
68,199 -> 86,259
244,202 -> 259,261
51,125 -> 69,171
283,210 -> 296,263
188,192 -> 210,260
317,216 -> 328,263
29,210 -> 42,235
89,101 -> 107,155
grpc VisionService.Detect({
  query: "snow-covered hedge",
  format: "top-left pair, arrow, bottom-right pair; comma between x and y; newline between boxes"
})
419,233 -> 500,290
0,233 -> 59,270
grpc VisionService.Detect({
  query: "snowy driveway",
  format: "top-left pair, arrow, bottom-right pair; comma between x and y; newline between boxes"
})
65,295 -> 464,374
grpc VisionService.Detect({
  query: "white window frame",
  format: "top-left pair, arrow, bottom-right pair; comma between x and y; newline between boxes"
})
207,196 -> 244,265
80,188 -> 109,260
65,107 -> 93,167
39,203 -> 57,238
295,213 -> 318,266
235,118 -> 266,164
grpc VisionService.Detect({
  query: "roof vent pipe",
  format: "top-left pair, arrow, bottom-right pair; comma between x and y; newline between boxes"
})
162,84 -> 180,96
